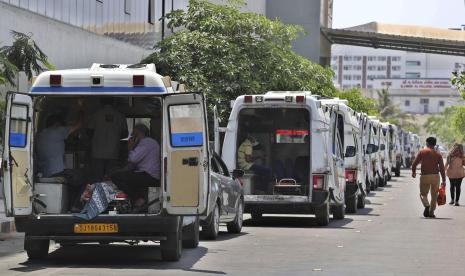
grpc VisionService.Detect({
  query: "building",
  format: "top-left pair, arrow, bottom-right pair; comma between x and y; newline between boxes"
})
331,45 -> 465,114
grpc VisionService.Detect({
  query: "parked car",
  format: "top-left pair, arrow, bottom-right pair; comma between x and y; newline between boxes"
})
200,153 -> 244,240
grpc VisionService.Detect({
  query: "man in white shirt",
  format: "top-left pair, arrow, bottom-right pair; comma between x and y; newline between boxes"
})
88,98 -> 128,180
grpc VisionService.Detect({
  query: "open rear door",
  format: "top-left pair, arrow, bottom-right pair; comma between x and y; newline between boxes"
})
163,93 -> 209,215
2,93 -> 33,217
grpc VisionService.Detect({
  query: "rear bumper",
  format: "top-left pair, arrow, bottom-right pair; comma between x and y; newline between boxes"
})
244,190 -> 329,214
15,214 -> 180,241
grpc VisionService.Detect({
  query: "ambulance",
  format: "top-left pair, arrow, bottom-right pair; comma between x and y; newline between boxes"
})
1,63 -> 211,261
221,92 -> 346,226
389,124 -> 402,177
368,117 -> 384,188
320,99 -> 366,213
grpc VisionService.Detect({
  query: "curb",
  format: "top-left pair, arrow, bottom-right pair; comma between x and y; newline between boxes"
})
0,219 -> 15,233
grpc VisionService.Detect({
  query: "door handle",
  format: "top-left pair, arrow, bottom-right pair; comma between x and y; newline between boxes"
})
182,157 -> 199,166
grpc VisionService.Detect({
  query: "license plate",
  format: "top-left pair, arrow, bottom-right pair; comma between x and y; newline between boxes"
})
74,223 -> 118,233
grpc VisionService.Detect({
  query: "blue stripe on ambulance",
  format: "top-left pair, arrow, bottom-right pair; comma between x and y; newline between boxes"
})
171,132 -> 204,147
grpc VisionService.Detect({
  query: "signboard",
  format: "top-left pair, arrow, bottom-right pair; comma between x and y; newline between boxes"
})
376,79 -> 453,90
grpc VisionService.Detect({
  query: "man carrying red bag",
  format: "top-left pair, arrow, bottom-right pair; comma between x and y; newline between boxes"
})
412,137 -> 446,218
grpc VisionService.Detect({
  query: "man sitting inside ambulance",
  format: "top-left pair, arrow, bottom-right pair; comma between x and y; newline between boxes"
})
111,124 -> 160,210
237,132 -> 272,193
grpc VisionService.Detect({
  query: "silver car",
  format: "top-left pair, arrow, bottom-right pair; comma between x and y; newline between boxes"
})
200,153 -> 244,239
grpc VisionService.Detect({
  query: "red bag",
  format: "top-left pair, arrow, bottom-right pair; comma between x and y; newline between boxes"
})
437,185 -> 446,206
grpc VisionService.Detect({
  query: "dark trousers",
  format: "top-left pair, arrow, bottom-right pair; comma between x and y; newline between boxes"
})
92,158 -> 119,182
450,178 -> 463,202
111,170 -> 160,200
250,164 -> 273,191
52,169 -> 88,210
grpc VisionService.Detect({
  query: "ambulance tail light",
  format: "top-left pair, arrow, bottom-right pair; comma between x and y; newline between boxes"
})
133,75 -> 145,86
313,175 -> 325,190
244,95 -> 253,103
345,169 -> 357,184
296,95 -> 305,103
50,75 -> 62,86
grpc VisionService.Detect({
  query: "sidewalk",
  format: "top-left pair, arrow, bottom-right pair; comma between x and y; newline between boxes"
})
0,198 -> 15,233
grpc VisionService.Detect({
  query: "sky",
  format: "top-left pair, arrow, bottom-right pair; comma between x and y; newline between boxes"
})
333,0 -> 465,29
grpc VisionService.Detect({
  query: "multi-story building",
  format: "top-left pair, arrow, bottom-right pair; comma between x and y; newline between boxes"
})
331,45 -> 465,114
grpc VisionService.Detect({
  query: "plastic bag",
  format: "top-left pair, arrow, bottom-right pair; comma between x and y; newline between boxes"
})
437,185 -> 446,206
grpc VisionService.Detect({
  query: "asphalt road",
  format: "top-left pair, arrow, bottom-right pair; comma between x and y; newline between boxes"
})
1,170 -> 464,276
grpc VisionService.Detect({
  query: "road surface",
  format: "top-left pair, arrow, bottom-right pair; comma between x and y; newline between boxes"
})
0,171 -> 463,276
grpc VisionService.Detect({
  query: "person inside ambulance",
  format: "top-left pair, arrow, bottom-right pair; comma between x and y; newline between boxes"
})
36,113 -> 84,211
237,132 -> 272,193
111,124 -> 160,211
87,98 -> 128,181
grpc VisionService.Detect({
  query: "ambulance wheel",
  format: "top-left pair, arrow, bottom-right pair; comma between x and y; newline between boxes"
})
366,178 -> 371,194
332,203 -> 345,220
161,220 -> 183,261
201,203 -> 220,240
395,169 -> 400,177
25,236 -> 49,260
227,199 -> 244,234
250,211 -> 263,220
315,203 -> 330,226
345,196 -> 357,213
357,194 -> 366,209
182,217 -> 199,249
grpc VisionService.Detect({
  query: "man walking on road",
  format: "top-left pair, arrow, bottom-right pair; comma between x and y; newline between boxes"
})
412,137 -> 446,218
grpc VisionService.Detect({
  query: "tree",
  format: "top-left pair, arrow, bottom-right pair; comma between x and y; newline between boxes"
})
142,0 -> 336,121
336,88 -> 378,115
424,106 -> 460,147
0,30 -> 55,86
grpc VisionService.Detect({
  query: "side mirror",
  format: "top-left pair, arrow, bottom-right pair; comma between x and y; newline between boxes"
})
232,169 -> 244,179
380,144 -> 386,151
366,143 -> 378,154
345,146 -> 357,158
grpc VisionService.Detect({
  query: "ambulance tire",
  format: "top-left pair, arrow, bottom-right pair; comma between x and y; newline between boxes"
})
357,194 -> 366,209
25,236 -> 49,260
366,178 -> 371,194
332,203 -> 345,220
227,199 -> 244,234
201,203 -> 220,240
346,195 -> 357,214
161,220 -> 183,261
315,203 -> 330,226
182,217 -> 199,249
395,169 -> 401,177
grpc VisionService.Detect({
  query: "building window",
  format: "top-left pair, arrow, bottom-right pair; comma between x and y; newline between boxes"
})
420,98 -> 429,104
354,56 -> 362,61
367,75 -> 376,80
406,60 -> 421,66
124,0 -> 131,14
405,100 -> 410,106
392,75 -> 401,79
377,75 -> 386,79
406,72 -> 421,78
343,65 -> 352,70
332,56 -> 338,61
353,65 -> 362,71
332,65 -> 337,71
343,56 -> 353,61
367,56 -> 376,62
367,66 -> 376,71
392,66 -> 401,71
378,56 -> 387,61
392,56 -> 402,62
377,66 -> 387,71
343,75 -> 352,81
353,75 -> 362,80
439,101 -> 445,107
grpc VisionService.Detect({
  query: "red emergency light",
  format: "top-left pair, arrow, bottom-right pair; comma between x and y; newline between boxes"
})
296,95 -> 305,103
50,74 -> 62,86
133,75 -> 145,86
244,95 -> 253,103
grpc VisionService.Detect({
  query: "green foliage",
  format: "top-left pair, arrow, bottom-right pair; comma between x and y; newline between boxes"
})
336,88 -> 378,115
424,106 -> 463,147
0,31 -> 55,86
142,0 -> 336,120
452,71 -> 465,98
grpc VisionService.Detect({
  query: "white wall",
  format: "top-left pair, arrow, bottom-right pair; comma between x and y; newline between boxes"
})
0,2 -> 151,70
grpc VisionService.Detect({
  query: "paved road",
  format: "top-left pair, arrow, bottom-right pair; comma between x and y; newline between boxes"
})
0,171 -> 464,276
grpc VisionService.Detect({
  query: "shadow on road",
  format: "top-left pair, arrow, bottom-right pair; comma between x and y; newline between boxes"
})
243,216 -> 354,229
10,244 -> 225,274
201,231 -> 248,242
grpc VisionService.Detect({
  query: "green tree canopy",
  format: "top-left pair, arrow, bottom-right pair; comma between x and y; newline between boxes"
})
336,88 -> 378,115
424,106 -> 461,147
142,0 -> 336,119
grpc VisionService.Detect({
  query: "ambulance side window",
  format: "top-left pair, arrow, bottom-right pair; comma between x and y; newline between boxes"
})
9,104 -> 28,148
169,104 -> 204,147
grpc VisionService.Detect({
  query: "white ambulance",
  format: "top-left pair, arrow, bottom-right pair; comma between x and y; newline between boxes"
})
368,117 -> 384,188
221,92 -> 346,226
380,122 -> 393,182
389,124 -> 402,177
1,64 -> 211,261
320,99 -> 366,213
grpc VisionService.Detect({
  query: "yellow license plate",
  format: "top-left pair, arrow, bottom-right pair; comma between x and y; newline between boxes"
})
74,223 -> 118,233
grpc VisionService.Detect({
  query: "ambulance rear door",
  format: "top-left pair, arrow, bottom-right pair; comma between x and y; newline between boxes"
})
163,93 -> 209,215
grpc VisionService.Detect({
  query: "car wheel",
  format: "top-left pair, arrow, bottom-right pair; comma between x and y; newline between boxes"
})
182,216 -> 199,248
332,203 -> 345,220
201,203 -> 220,240
161,219 -> 183,261
25,236 -> 49,260
227,199 -> 244,234
315,202 -> 329,226
357,194 -> 366,209
345,195 -> 357,213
